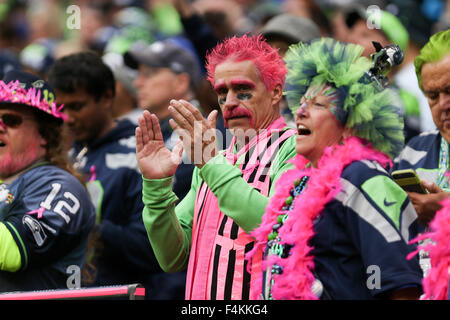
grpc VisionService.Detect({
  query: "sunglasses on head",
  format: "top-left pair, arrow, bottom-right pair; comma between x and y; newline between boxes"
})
0,113 -> 30,128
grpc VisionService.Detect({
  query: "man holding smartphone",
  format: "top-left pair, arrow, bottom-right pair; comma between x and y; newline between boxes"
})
393,29 -> 450,228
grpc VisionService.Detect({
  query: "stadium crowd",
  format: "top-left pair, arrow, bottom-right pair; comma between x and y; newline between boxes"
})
0,0 -> 449,301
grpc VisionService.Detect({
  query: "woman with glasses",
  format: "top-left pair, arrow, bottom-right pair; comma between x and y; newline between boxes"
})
248,38 -> 423,300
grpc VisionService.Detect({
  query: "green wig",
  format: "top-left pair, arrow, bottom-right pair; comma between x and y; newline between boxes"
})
284,37 -> 405,159
414,29 -> 450,90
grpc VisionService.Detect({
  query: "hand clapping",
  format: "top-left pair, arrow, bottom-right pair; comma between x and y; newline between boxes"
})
168,99 -> 218,168
136,110 -> 184,179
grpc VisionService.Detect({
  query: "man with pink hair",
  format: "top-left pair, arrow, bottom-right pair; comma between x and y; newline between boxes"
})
136,35 -> 296,299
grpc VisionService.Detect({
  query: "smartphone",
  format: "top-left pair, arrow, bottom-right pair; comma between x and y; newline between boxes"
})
391,169 -> 428,194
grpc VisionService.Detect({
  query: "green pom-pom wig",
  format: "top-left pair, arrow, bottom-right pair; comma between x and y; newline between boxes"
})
284,37 -> 405,159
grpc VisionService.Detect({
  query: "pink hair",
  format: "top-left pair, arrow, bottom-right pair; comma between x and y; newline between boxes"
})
205,34 -> 287,91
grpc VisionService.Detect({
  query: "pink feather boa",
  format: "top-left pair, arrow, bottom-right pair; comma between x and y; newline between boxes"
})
248,136 -> 391,300
407,197 -> 450,300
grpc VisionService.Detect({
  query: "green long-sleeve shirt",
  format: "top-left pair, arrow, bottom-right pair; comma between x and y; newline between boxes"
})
142,135 -> 296,273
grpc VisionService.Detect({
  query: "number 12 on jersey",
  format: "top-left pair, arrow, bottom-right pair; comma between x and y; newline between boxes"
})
40,183 -> 80,223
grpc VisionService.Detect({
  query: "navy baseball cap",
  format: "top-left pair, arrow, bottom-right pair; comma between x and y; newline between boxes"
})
124,40 -> 201,89
0,50 -> 21,79
0,70 -> 66,122
19,41 -> 55,76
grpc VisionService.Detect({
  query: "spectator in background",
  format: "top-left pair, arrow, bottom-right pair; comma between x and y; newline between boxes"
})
102,51 -> 141,125
48,51 -> 185,300
260,13 -> 321,126
172,0 -> 220,68
26,0 -> 64,43
98,6 -> 157,126
390,0 -> 438,133
96,6 -> 156,57
0,1 -> 30,51
172,0 -> 225,146
281,0 -> 332,36
136,34 -> 297,300
0,70 -> 95,292
243,0 -> 282,33
188,0 -> 249,38
54,2 -> 111,58
344,6 -> 427,142
78,3 -> 111,52
19,39 -> 57,79
260,13 -> 321,57
344,6 -> 409,58
124,40 -> 198,201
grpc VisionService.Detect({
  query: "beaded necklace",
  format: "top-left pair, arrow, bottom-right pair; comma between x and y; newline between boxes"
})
263,175 -> 309,300
437,136 -> 450,191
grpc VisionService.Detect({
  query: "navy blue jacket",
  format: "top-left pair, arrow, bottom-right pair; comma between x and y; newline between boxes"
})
312,160 -> 422,299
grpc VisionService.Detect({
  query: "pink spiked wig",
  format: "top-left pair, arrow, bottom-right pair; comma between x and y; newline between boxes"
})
0,70 -> 67,122
205,34 -> 287,91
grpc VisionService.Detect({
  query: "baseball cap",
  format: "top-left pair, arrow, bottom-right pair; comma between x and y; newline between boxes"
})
261,13 -> 321,44
102,51 -> 138,97
0,50 -> 21,79
0,70 -> 66,123
123,40 -> 201,89
114,6 -> 155,31
19,40 -> 55,76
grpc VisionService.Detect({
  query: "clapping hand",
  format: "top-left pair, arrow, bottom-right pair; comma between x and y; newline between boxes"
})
136,110 -> 184,179
168,99 -> 218,168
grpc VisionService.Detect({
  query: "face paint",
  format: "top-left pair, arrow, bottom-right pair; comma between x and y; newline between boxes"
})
301,83 -> 340,117
321,85 -> 340,107
216,79 -> 256,106
237,93 -> 252,100
218,92 -> 253,105
0,138 -> 41,178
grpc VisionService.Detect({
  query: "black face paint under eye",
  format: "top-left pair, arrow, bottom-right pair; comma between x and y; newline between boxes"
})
237,93 -> 252,101
218,92 -> 253,105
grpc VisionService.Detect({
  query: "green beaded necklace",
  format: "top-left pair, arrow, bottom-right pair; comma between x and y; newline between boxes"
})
263,175 -> 310,299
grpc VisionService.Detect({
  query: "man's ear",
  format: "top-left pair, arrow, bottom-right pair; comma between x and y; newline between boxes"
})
40,135 -> 48,148
271,83 -> 284,106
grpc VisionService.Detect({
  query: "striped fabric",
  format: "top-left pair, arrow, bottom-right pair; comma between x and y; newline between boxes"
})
393,130 -> 440,184
186,118 -> 295,300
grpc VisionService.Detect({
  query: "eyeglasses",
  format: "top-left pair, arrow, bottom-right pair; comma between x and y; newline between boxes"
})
0,113 -> 32,128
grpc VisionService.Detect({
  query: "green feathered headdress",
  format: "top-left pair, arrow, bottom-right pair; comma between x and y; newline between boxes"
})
284,37 -> 404,159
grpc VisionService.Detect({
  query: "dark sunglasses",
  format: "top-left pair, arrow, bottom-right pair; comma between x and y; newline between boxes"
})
0,113 -> 30,128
